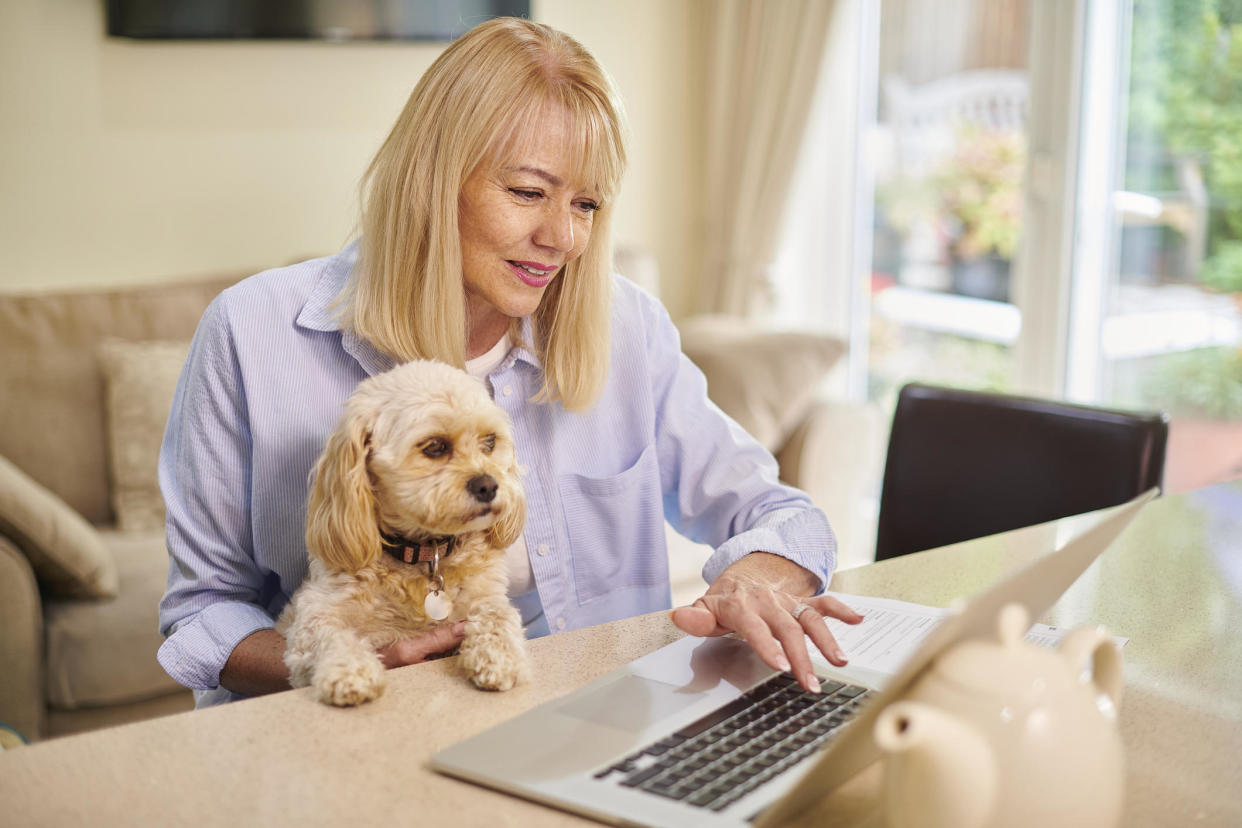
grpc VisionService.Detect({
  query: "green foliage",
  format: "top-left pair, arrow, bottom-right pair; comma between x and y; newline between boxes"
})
931,125 -> 1026,260
1141,346 -> 1242,419
1130,0 -> 1242,283
867,318 -> 1014,413
1129,0 -> 1242,140
1201,240 -> 1242,291
876,125 -> 1026,262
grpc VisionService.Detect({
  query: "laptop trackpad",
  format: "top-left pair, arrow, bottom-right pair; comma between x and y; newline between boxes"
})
559,674 -> 705,732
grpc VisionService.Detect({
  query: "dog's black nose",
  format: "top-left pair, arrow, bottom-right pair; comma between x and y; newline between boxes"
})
466,474 -> 498,503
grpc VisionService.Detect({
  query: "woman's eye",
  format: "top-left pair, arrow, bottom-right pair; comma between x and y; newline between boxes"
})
509,188 -> 541,200
481,434 -> 497,454
421,438 -> 451,458
576,200 -> 601,213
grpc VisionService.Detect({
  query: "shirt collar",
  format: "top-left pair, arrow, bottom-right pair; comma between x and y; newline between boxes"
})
295,240 -> 357,333
295,240 -> 542,375
508,316 -> 543,371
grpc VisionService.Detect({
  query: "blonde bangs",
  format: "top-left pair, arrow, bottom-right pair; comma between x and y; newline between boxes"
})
487,90 -> 628,207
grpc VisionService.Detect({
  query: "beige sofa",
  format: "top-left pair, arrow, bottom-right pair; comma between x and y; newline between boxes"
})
0,249 -> 877,743
0,274 -> 241,741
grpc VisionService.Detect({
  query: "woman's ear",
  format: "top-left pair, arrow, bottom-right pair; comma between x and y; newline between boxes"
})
305,414 -> 382,572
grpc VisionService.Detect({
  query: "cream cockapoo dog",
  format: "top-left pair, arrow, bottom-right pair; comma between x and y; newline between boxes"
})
278,359 -> 530,706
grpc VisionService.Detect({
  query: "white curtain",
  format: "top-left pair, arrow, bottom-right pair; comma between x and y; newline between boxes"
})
700,0 -> 841,316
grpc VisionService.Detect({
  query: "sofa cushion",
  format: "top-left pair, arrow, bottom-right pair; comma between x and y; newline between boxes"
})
0,454 -> 118,599
0,276 -> 241,524
44,529 -> 183,710
678,316 -> 846,452
98,339 -> 191,532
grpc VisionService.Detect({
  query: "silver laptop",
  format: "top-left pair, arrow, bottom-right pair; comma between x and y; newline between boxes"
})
432,489 -> 1154,827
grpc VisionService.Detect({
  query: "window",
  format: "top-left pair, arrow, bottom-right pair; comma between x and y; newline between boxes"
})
775,0 -> 1242,510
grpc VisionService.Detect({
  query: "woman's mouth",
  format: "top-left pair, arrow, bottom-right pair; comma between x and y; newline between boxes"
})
507,260 -> 558,288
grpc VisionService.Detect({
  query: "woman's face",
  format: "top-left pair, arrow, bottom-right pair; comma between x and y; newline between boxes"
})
459,111 -> 601,356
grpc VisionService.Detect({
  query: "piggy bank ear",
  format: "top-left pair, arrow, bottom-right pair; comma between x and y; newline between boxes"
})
305,412 -> 382,572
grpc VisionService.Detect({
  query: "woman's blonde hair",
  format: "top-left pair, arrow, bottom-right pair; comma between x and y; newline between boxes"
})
342,17 -> 629,411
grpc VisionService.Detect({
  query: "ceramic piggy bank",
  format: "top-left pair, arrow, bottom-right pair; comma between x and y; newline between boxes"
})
873,602 -> 1125,828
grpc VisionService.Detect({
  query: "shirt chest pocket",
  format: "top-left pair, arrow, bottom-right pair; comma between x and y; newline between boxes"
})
557,444 -> 668,605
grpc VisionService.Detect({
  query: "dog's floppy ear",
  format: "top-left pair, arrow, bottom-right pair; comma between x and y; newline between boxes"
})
486,466 -> 527,550
305,412 -> 382,572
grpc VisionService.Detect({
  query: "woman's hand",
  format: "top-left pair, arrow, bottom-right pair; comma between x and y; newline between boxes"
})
377,621 -> 467,668
670,552 -> 863,693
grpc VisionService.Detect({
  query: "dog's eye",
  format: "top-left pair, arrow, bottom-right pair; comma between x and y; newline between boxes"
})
481,434 -> 496,454
420,437 -> 451,459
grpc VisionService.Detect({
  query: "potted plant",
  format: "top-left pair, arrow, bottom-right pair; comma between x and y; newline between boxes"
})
931,124 -> 1026,302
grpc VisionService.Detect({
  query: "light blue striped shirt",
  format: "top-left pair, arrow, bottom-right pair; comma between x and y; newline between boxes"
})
157,242 -> 837,706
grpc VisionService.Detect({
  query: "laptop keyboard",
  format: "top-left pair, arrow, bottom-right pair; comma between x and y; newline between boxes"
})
592,673 -> 870,812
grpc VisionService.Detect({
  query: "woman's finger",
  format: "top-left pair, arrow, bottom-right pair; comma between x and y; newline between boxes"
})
795,604 -> 849,667
798,594 -> 864,666
669,602 -> 729,637
810,593 -> 865,624
763,601 -> 821,692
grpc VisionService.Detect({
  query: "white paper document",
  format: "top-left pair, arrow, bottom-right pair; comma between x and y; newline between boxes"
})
820,592 -> 1128,680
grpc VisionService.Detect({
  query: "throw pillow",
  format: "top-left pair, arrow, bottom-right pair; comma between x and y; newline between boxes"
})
98,339 -> 190,533
678,316 -> 846,452
0,454 -> 118,599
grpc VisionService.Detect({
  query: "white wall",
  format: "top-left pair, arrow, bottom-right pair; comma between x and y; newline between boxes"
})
0,0 -> 701,317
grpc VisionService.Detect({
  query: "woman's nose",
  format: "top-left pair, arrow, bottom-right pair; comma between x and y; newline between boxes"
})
534,205 -> 575,253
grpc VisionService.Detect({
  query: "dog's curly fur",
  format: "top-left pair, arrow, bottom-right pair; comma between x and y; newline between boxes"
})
278,359 -> 530,706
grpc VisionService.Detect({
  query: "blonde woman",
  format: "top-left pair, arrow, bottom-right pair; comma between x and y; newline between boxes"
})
158,17 -> 860,708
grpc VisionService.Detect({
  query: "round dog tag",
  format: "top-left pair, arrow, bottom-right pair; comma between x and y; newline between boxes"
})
424,590 -> 452,621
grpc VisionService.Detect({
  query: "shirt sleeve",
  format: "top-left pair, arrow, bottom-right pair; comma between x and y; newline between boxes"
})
156,294 -> 275,691
641,295 -> 837,592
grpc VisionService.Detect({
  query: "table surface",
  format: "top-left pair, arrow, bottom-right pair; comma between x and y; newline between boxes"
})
4,481 -> 1241,827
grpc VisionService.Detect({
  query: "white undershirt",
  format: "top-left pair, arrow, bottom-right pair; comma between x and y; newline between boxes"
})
464,336 -> 535,596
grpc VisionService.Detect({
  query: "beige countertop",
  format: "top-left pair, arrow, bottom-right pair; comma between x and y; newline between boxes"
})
3,481 -> 1240,827
1,612 -> 685,827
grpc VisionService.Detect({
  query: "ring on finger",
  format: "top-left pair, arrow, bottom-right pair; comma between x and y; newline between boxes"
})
791,603 -> 813,621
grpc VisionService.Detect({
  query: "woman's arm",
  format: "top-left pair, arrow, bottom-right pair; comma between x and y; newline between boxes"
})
157,295 -> 281,694
219,629 -> 292,697
629,287 -> 862,690
220,625 -> 469,697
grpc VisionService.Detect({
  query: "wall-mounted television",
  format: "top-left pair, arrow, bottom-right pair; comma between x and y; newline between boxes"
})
105,0 -> 531,41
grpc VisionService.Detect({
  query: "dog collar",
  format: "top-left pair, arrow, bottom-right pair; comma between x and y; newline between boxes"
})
380,533 -> 457,567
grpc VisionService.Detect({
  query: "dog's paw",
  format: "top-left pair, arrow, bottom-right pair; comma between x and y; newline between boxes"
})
468,660 -> 523,692
459,602 -> 530,691
460,635 -> 530,692
314,659 -> 386,707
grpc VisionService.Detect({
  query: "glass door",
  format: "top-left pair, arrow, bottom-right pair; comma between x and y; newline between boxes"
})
864,0 -> 1242,492
1076,0 -> 1242,492
865,0 -> 1031,409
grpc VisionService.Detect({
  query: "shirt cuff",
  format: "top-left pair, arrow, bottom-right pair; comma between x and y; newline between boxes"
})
157,601 -> 277,691
702,507 -> 837,594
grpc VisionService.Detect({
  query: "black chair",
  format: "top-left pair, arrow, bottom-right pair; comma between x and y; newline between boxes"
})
874,383 -> 1168,562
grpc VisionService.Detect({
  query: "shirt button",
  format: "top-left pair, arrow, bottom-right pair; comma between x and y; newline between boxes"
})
537,544 -> 550,557
502,385 -> 513,396
556,617 -> 566,630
